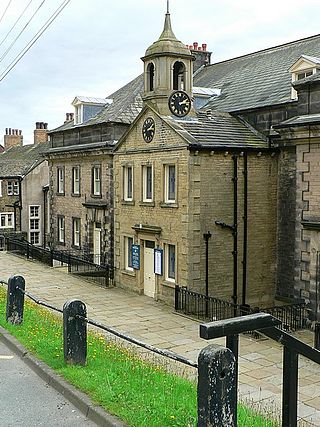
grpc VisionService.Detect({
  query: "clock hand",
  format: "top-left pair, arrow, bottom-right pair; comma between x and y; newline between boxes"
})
179,99 -> 189,105
147,125 -> 154,131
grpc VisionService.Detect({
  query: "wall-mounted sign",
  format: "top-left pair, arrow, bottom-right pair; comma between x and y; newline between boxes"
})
154,248 -> 163,275
132,244 -> 140,270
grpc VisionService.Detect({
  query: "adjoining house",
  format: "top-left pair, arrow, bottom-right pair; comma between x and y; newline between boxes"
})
45,7 -> 320,319
0,123 -> 49,247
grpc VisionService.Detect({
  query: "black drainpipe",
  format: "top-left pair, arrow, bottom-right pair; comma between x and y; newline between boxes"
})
42,186 -> 49,248
215,154 -> 239,315
242,152 -> 248,306
232,155 -> 238,312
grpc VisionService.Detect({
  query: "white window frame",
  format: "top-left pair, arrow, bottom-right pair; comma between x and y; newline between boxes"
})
73,218 -> 81,247
74,104 -> 83,124
165,243 -> 176,282
58,216 -> 65,244
57,167 -> 64,194
164,164 -> 176,203
0,212 -> 14,229
124,165 -> 133,201
72,166 -> 80,195
7,180 -> 19,196
124,236 -> 134,271
29,205 -> 41,246
92,165 -> 101,196
142,165 -> 153,202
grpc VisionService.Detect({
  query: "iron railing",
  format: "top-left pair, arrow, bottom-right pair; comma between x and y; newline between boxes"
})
175,285 -> 307,332
5,237 -> 113,287
68,255 -> 113,287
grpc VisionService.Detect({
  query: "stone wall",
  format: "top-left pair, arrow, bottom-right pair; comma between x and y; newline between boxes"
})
48,149 -> 114,265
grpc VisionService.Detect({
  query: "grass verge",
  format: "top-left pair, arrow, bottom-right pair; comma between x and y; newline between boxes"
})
0,286 -> 278,426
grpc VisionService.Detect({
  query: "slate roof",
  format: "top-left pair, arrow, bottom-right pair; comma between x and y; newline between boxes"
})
275,113 -> 320,129
194,34 -> 320,112
50,33 -> 320,135
49,74 -> 144,133
0,142 -> 49,177
165,111 -> 268,149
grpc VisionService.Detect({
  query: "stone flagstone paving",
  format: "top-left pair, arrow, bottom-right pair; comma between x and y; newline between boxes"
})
0,252 -> 319,426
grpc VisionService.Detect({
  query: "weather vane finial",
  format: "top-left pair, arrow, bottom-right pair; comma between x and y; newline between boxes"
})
167,0 -> 170,14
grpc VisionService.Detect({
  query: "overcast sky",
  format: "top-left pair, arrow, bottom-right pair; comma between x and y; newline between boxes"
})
0,0 -> 320,144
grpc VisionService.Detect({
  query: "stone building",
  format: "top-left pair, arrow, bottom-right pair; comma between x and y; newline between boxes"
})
46,7 -> 320,318
113,11 -> 278,307
46,85 -> 143,264
0,123 -> 49,245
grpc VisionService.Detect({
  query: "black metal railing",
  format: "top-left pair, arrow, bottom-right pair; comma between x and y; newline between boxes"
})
175,285 -> 307,332
262,303 -> 308,332
175,285 -> 243,321
5,237 -> 113,287
68,255 -> 113,287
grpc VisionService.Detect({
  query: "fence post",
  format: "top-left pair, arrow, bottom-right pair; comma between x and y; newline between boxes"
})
63,299 -> 87,365
282,346 -> 298,427
198,344 -> 236,427
314,322 -> 320,350
175,285 -> 180,310
6,275 -> 25,325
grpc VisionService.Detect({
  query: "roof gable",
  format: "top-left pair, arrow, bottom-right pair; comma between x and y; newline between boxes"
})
289,55 -> 320,72
0,142 -> 49,178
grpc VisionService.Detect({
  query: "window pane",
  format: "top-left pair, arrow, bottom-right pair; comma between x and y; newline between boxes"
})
168,244 -> 175,280
168,165 -> 175,200
146,166 -> 152,200
127,167 -> 132,199
128,237 -> 133,268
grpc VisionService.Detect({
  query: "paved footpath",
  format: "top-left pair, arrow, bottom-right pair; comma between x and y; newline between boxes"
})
0,252 -> 319,426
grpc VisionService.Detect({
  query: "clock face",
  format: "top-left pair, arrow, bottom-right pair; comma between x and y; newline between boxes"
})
142,117 -> 155,142
168,91 -> 191,117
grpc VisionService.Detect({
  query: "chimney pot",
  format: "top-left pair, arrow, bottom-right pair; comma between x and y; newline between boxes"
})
193,42 -> 198,50
19,130 -> 22,135
44,123 -> 48,130
202,43 -> 207,51
70,113 -> 74,120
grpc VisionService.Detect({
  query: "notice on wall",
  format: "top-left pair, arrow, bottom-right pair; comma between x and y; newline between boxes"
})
154,248 -> 163,275
132,244 -> 140,270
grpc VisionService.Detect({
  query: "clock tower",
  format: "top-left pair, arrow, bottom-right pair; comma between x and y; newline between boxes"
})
141,6 -> 194,116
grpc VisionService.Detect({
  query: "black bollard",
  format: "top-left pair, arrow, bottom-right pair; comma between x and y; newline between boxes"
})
198,344 -> 236,427
6,275 -> 25,325
63,299 -> 87,365
315,322 -> 320,350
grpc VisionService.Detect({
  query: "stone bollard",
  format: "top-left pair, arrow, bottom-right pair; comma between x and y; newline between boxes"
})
198,344 -> 236,427
63,299 -> 87,365
6,275 -> 25,325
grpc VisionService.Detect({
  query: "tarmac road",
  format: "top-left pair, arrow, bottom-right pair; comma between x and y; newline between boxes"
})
0,339 -> 97,427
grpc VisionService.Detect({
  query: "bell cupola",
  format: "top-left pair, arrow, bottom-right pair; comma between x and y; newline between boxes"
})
141,5 -> 193,115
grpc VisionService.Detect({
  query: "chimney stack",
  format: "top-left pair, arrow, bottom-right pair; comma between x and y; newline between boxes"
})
3,128 -> 23,150
34,121 -> 48,145
64,112 -> 74,124
189,41 -> 212,72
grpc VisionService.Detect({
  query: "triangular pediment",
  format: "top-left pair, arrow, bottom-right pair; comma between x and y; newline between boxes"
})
114,105 -> 192,154
289,55 -> 320,73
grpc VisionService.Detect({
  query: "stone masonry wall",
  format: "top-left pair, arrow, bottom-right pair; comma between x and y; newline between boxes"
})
49,149 -> 113,265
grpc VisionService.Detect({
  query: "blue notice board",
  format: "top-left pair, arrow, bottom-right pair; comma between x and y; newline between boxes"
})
132,244 -> 140,270
154,248 -> 163,275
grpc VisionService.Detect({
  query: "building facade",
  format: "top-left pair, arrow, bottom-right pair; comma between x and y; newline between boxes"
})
0,123 -> 49,245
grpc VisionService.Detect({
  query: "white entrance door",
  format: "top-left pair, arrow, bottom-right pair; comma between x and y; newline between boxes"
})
93,225 -> 101,265
144,240 -> 155,298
